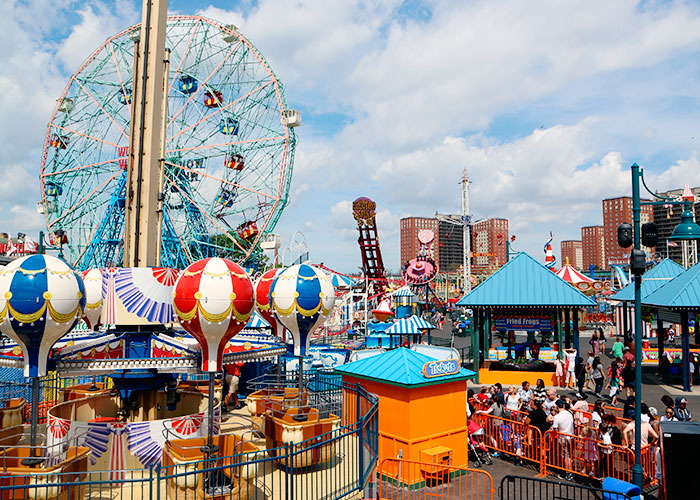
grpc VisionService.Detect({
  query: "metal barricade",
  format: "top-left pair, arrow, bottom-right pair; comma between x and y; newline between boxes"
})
500,474 -> 632,500
542,430 -> 658,487
472,413 -> 543,472
378,458 -> 494,500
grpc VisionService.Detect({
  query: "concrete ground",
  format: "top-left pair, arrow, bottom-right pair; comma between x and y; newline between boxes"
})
427,318 -> 699,499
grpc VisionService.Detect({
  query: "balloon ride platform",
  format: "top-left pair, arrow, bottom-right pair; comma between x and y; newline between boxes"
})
0,259 -> 378,500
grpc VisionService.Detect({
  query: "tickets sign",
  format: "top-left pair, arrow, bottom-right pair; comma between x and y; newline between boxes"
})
422,359 -> 461,378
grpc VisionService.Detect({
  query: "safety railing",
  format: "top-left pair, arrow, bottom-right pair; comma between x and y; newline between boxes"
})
471,413 -> 658,487
541,430 -> 658,487
0,381 -> 378,500
378,458 -> 495,500
472,413 -> 544,472
500,474 -> 632,500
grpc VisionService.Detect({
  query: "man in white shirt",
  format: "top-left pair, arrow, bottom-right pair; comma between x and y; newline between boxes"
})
543,389 -> 558,413
552,400 -> 575,479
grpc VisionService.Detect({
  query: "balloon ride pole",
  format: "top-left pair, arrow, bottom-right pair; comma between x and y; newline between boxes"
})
204,372 -> 218,457
294,354 -> 306,422
123,0 -> 168,267
25,377 -> 41,466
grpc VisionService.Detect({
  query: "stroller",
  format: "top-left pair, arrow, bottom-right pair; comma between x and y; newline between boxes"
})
467,419 -> 492,467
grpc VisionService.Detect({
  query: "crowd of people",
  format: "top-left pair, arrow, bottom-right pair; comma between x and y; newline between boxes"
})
465,379 -> 680,483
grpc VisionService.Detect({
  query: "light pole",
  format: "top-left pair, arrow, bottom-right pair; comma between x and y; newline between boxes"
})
628,163 -> 700,488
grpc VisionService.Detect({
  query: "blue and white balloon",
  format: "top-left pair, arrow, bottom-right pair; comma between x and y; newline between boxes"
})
0,255 -> 86,377
270,264 -> 335,357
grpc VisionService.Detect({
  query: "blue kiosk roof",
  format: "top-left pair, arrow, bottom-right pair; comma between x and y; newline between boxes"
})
610,259 -> 685,303
644,263 -> 700,309
456,252 -> 595,308
335,347 -> 475,388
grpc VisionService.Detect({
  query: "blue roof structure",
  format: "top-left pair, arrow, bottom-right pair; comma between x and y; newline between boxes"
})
644,263 -> 700,309
392,287 -> 415,297
385,315 -> 435,334
456,252 -> 595,308
335,347 -> 475,387
610,259 -> 686,302
246,311 -> 271,328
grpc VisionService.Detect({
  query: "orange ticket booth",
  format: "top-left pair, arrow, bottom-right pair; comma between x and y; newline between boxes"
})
336,348 -> 475,486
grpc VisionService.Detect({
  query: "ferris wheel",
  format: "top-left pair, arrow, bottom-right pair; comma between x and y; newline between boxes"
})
40,16 -> 298,270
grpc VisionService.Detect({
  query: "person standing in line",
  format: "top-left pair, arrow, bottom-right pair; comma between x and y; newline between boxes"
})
611,337 -> 624,359
505,385 -> 523,418
554,355 -> 565,388
532,378 -> 547,404
552,400 -> 575,480
589,332 -> 600,358
564,347 -> 578,388
518,381 -> 534,410
674,397 -> 692,421
591,357 -> 606,398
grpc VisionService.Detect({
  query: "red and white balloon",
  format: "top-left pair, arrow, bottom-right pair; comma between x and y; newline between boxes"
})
173,258 -> 254,372
81,268 -> 103,330
254,268 -> 283,337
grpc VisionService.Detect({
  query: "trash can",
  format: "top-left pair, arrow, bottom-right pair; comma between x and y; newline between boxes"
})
601,477 -> 641,500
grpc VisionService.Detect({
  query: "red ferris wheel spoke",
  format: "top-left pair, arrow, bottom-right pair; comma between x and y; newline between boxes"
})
50,124 -> 121,148
49,170 -> 122,228
166,40 -> 243,129
166,80 -> 274,144
166,134 -> 286,154
73,79 -> 130,140
43,156 -> 125,177
164,160 -> 277,200
167,19 -> 200,95
163,174 -> 247,254
109,42 -> 131,117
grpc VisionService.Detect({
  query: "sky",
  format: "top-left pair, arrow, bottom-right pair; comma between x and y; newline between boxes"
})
4,0 -> 700,274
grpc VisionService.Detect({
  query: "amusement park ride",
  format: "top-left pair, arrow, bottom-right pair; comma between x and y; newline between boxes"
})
0,2 -> 381,499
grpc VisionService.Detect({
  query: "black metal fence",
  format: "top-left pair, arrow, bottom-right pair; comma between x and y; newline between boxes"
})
499,475 -> 634,500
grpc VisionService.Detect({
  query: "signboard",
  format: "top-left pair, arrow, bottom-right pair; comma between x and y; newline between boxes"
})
352,197 -> 376,227
422,359 -> 460,378
494,315 -> 553,332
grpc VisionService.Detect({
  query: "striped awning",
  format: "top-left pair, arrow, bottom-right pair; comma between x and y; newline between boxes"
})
385,318 -> 420,334
246,311 -> 271,329
408,315 -> 435,330
392,287 -> 415,297
331,273 -> 356,288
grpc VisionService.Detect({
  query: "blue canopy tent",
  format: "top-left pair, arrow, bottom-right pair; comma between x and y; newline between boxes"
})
456,252 -> 595,383
610,258 -> 685,357
644,262 -> 700,392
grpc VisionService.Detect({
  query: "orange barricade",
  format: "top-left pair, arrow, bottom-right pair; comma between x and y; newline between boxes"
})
378,458 -> 494,500
542,430 -> 658,487
472,413 -> 543,472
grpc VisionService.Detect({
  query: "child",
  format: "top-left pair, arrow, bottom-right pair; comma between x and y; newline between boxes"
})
581,426 -> 598,476
606,359 -> 622,406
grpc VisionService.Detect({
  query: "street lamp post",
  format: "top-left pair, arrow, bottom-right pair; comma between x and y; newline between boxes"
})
630,164 -> 644,489
628,163 -> 700,488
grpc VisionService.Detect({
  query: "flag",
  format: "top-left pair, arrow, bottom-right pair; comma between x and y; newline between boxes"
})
544,232 -> 556,269
23,235 -> 37,253
6,238 -> 16,256
667,240 -> 679,247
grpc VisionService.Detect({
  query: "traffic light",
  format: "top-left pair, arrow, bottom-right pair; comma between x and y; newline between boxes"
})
642,222 -> 659,248
617,223 -> 633,248
630,248 -> 646,275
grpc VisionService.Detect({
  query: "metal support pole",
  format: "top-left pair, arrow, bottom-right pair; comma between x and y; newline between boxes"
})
200,373 -> 219,457
573,309 -> 580,357
623,302 -> 629,345
21,377 -> 43,467
293,355 -> 307,422
631,163 -> 644,489
682,310 -> 691,392
657,312 -> 665,375
474,309 -> 481,383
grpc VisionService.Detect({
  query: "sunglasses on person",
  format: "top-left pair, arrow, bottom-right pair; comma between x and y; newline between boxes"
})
666,410 -> 674,415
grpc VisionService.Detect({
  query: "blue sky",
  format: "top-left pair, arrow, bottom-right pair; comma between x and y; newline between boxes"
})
4,0 -> 700,274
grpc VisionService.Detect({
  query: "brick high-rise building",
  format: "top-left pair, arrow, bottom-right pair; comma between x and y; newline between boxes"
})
471,218 -> 509,274
602,197 -> 654,266
400,217 -> 439,268
653,187 -> 700,261
581,226 -> 606,270
561,240 -> 583,269
437,218 -> 464,272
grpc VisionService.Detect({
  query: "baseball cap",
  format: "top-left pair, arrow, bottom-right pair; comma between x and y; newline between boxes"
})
623,347 -> 629,351
555,400 -> 565,408
679,398 -> 688,404
649,407 -> 658,417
